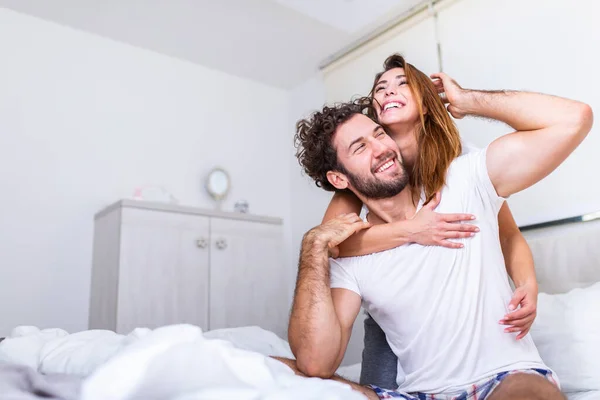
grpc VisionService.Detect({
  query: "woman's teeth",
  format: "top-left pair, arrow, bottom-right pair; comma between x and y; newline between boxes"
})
384,102 -> 403,111
376,159 -> 394,173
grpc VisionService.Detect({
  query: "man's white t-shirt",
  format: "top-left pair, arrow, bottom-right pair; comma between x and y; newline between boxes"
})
330,148 -> 548,394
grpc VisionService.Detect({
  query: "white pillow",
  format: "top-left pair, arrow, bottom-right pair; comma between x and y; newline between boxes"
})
0,326 -> 151,376
0,326 -> 69,369
204,326 -> 293,358
530,282 -> 600,393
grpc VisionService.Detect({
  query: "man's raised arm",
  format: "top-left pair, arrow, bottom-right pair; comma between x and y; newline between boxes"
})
432,73 -> 593,197
288,213 -> 368,378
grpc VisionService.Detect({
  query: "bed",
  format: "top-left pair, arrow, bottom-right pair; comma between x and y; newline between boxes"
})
1,215 -> 599,399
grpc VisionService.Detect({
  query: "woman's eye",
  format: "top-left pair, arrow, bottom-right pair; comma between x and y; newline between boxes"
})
375,86 -> 384,92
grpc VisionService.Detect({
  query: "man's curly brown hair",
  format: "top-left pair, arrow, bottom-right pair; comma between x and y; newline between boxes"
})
294,98 -> 373,192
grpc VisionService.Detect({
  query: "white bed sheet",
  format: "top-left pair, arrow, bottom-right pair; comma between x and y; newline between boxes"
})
0,324 -> 366,400
568,391 -> 600,400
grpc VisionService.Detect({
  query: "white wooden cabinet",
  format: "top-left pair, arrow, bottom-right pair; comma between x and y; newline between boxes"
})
89,200 -> 288,338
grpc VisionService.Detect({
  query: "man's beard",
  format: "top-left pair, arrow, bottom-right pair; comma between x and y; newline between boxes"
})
341,154 -> 409,200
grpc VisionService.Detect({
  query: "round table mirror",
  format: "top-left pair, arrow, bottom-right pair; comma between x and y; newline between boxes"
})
206,167 -> 230,205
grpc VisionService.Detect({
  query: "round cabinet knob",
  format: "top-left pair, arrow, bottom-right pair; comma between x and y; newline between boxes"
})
196,238 -> 208,249
215,238 -> 227,250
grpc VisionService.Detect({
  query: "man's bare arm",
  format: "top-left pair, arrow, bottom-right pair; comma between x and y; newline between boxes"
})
433,73 -> 593,197
288,214 -> 366,378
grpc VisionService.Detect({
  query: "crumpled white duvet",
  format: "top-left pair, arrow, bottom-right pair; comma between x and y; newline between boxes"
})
0,324 -> 365,400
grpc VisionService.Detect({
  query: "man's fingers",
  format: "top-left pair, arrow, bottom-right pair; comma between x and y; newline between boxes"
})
329,246 -> 340,259
333,213 -> 362,225
328,219 -> 371,248
448,106 -> 466,119
341,212 -> 361,221
440,213 -> 476,223
439,240 -> 464,249
356,220 -> 372,230
330,213 -> 357,222
347,220 -> 371,234
430,72 -> 448,81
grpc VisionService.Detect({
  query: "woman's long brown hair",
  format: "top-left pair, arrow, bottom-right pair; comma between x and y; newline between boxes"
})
369,54 -> 462,205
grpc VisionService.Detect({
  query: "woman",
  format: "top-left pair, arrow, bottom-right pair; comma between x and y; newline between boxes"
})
322,54 -> 538,388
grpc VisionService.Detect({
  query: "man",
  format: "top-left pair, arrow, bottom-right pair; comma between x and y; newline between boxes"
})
284,72 -> 592,399
324,54 -> 542,390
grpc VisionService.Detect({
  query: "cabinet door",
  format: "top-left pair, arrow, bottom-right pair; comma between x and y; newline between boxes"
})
209,218 -> 288,338
117,208 -> 210,333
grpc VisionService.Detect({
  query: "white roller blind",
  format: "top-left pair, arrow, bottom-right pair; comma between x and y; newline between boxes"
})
322,8 -> 440,103
437,0 -> 600,225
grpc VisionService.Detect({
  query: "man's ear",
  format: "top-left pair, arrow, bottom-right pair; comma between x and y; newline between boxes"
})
326,171 -> 349,190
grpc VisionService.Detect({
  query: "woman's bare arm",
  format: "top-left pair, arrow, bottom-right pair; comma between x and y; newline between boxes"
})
497,203 -> 538,340
323,192 -> 479,257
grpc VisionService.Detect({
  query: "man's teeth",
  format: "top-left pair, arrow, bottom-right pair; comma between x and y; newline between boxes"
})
384,102 -> 403,111
376,159 -> 394,173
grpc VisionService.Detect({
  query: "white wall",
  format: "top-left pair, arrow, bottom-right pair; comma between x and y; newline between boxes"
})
289,76 -> 330,264
323,11 -> 439,103
0,8 -> 292,336
288,74 -> 366,365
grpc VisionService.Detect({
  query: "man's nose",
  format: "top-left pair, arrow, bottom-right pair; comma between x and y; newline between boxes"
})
371,139 -> 388,157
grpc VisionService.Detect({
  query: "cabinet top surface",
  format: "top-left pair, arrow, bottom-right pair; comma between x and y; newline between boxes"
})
95,199 -> 283,225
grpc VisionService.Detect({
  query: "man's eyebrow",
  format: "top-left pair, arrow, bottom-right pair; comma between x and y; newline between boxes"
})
347,125 -> 383,151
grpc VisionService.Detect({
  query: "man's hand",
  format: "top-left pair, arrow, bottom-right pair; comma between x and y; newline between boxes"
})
408,192 -> 478,248
499,281 -> 538,340
430,72 -> 470,119
304,213 -> 372,258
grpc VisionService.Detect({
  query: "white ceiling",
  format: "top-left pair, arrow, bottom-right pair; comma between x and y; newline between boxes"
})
273,0 -> 424,33
0,0 -> 419,89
